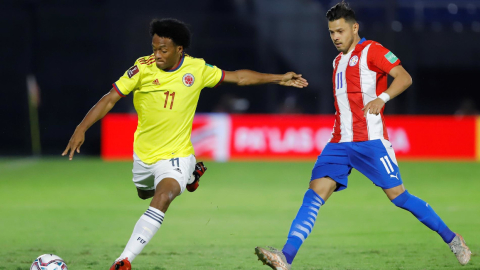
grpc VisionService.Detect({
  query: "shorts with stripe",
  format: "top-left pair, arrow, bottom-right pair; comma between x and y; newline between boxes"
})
311,139 -> 402,191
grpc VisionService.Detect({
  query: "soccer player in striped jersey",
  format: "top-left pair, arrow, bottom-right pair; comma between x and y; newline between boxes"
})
62,19 -> 308,270
255,2 -> 471,269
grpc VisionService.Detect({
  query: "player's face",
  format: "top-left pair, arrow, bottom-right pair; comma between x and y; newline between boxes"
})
328,18 -> 358,53
152,34 -> 183,70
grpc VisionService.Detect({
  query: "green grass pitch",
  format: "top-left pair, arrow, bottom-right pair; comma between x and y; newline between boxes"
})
0,158 -> 478,270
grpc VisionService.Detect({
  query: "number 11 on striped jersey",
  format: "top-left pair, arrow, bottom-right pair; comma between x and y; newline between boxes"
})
336,72 -> 343,89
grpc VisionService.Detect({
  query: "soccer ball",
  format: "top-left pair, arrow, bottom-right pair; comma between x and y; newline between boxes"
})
30,254 -> 68,270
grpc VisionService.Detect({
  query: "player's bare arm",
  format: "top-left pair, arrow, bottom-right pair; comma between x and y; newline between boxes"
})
223,70 -> 308,88
362,65 -> 412,116
62,88 -> 122,160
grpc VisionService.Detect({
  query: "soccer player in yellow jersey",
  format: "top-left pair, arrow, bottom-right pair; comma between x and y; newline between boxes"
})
62,18 -> 308,269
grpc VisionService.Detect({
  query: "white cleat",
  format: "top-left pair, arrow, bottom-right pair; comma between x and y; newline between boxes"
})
255,246 -> 291,270
448,233 -> 472,265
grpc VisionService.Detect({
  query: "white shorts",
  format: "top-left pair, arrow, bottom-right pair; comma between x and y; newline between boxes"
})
132,153 -> 196,194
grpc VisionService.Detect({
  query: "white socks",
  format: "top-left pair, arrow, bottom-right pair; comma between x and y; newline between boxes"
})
119,207 -> 164,262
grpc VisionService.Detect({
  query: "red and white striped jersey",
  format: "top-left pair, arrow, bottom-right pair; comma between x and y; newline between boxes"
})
330,38 -> 401,143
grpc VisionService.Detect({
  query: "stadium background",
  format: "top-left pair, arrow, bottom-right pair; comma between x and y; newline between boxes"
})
1,0 -> 480,269
2,0 -> 480,156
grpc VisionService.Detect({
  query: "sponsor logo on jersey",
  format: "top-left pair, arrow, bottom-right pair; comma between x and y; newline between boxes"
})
127,65 -> 139,78
153,79 -> 160,85
174,168 -> 182,174
349,55 -> 359,66
182,73 -> 195,87
384,51 -> 398,64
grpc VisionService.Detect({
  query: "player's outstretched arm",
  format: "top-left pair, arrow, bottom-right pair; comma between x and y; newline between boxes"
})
223,70 -> 308,88
362,65 -> 412,116
62,88 -> 122,160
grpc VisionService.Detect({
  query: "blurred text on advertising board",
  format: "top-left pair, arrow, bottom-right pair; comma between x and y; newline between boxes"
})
101,114 -> 479,162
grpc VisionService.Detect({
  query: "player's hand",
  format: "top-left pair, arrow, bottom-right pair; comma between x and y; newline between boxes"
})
62,129 -> 85,160
362,98 -> 385,117
279,72 -> 308,88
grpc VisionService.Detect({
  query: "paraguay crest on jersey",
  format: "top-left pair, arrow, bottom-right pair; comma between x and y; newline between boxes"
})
349,55 -> 359,66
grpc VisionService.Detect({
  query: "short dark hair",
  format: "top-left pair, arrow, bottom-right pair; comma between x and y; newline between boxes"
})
149,18 -> 191,49
326,1 -> 356,23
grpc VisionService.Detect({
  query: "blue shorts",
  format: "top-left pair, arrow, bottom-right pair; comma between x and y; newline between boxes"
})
311,139 -> 403,191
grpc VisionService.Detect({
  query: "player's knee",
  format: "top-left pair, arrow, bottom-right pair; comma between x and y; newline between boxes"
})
391,190 -> 411,208
309,177 -> 337,201
153,191 -> 175,208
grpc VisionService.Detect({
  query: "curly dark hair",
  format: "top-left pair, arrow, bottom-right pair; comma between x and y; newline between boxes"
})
326,1 -> 356,23
149,18 -> 191,49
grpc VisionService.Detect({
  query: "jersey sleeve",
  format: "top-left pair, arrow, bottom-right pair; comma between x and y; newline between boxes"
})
367,43 -> 401,74
112,60 -> 143,97
202,61 -> 225,88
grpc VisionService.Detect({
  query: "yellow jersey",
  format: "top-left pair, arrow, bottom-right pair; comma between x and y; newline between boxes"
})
112,53 -> 225,164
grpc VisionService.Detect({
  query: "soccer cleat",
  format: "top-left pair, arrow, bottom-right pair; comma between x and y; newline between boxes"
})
186,161 -> 207,192
255,246 -> 291,270
109,258 -> 132,270
448,233 -> 472,265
